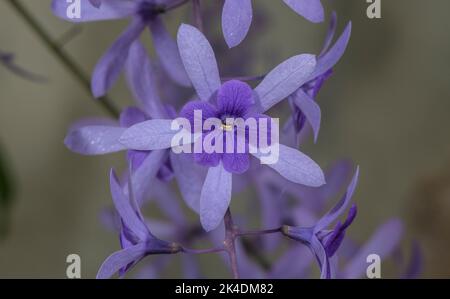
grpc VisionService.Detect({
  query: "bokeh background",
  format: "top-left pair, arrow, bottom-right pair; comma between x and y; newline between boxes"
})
0,0 -> 449,278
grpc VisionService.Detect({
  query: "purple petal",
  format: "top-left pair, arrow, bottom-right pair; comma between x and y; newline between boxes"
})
200,163 -> 232,231
315,167 -> 359,231
64,125 -> 126,155
323,204 -> 358,257
51,0 -> 136,22
252,144 -> 325,187
319,11 -> 338,57
291,89 -> 321,143
341,219 -> 404,278
119,119 -> 181,151
283,0 -> 324,23
149,17 -> 191,87
125,41 -> 166,119
177,24 -> 221,101
222,0 -> 253,48
125,150 -> 168,206
310,236 -> 332,279
110,170 -> 148,240
255,54 -> 316,112
97,242 -> 147,279
119,107 -> 147,128
170,152 -> 206,213
217,80 -> 253,117
89,0 -> 102,9
179,101 -> 218,130
222,152 -> 250,174
91,19 -> 145,98
310,22 -> 352,79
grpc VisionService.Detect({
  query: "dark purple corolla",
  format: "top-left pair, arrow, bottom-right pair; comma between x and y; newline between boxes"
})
51,0 -> 190,97
96,170 -> 180,279
222,0 -> 324,47
283,167 -> 359,278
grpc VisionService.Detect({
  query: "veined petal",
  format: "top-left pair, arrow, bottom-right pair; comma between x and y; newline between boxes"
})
315,166 -> 360,231
51,0 -> 136,23
200,163 -> 232,232
124,150 -> 168,206
110,170 -> 148,240
255,54 -> 316,112
292,89 -> 321,143
91,19 -> 145,98
310,236 -> 332,279
283,0 -> 324,23
149,17 -> 191,87
119,119 -> 184,151
125,41 -> 166,119
177,24 -> 221,101
97,242 -> 147,279
64,125 -> 126,155
252,144 -> 325,187
170,152 -> 206,213
319,11 -> 338,57
310,22 -> 352,79
222,0 -> 253,48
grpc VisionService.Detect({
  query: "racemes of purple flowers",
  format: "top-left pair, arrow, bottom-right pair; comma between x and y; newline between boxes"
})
53,0 -> 418,279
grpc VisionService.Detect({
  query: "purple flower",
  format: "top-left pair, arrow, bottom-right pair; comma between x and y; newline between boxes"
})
97,170 -> 180,279
51,0 -> 190,97
287,14 -> 352,142
222,0 -> 324,48
158,24 -> 324,231
283,167 -> 359,278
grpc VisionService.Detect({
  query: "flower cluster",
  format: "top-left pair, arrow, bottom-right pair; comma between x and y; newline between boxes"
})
54,0 -> 419,279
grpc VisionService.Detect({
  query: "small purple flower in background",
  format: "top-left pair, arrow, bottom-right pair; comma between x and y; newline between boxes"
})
283,167 -> 359,278
64,41 -> 179,204
97,170 -> 181,279
51,0 -> 190,97
222,0 -> 324,48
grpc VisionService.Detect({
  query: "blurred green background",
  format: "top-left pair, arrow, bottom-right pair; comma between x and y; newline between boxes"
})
0,0 -> 449,278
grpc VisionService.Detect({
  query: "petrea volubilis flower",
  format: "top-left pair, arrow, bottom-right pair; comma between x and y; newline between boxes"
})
283,167 -> 359,278
286,14 -> 352,142
97,170 -> 181,279
222,0 -> 324,48
51,0 -> 190,97
166,24 -> 325,231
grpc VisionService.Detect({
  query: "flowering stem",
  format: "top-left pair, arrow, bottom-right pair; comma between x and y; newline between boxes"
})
237,227 -> 282,237
181,247 -> 225,255
223,208 -> 240,279
6,0 -> 120,118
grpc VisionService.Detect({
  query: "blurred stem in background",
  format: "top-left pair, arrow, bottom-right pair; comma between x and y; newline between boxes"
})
6,0 -> 120,118
0,145 -> 15,240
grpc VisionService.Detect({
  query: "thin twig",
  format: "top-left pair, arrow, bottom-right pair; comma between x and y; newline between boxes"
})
224,209 -> 240,279
7,0 -> 120,117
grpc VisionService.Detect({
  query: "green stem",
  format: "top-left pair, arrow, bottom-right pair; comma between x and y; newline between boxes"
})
7,0 -> 120,117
